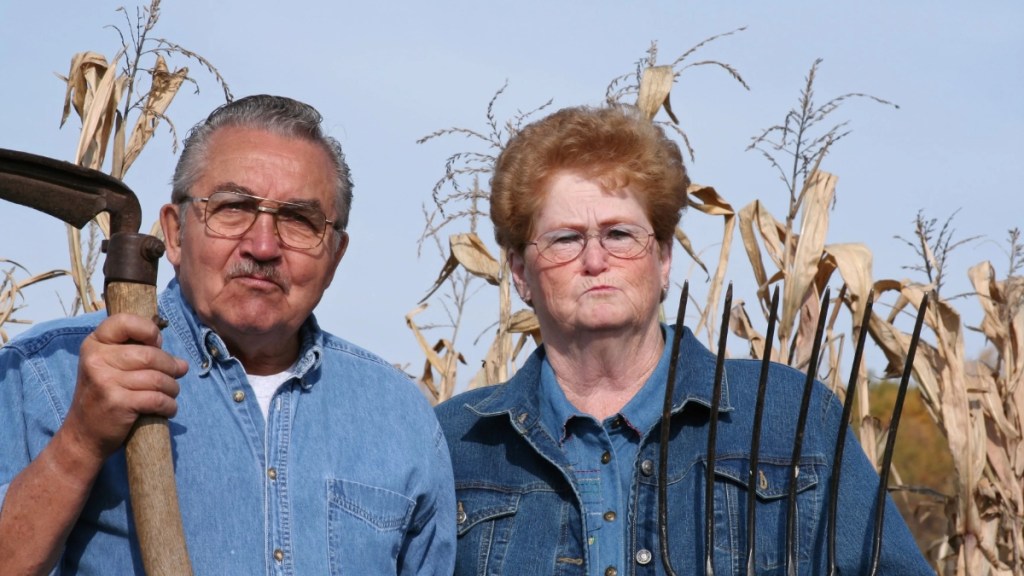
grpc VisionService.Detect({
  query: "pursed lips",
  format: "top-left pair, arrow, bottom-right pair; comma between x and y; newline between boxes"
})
227,270 -> 288,293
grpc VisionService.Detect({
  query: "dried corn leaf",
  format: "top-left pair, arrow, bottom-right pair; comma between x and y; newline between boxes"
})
419,253 -> 460,304
824,243 -> 873,328
687,184 -> 732,217
782,170 -> 836,350
450,232 -> 499,285
118,55 -> 188,179
738,201 -> 770,300
72,49 -> 127,173
673,227 -> 709,276
727,299 -> 766,359
636,65 -> 677,123
405,303 -> 447,378
507,308 -> 539,334
696,216 -> 736,341
60,52 -> 110,128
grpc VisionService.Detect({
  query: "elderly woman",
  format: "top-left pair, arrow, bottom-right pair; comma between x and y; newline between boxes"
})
435,105 -> 931,575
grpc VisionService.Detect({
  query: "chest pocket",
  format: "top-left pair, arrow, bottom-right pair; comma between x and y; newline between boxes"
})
453,488 -> 520,575
327,478 -> 414,575
453,486 -> 586,576
709,455 -> 825,574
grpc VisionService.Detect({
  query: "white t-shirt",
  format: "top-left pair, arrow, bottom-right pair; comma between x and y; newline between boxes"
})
246,370 -> 294,420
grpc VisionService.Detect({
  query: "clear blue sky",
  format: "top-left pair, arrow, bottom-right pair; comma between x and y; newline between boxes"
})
2,1 -> 1021,383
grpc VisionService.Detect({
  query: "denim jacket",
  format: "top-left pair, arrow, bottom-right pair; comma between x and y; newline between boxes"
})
435,326 -> 932,575
0,279 -> 455,575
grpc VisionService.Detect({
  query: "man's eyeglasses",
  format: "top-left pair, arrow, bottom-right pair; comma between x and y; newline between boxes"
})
528,223 -> 655,264
183,190 -> 339,250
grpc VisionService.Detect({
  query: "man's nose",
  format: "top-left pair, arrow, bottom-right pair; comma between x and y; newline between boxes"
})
240,212 -> 282,257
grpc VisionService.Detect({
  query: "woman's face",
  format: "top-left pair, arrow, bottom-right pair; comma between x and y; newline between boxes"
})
510,170 -> 671,342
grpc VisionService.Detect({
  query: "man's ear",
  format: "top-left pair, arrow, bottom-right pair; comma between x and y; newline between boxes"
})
322,230 -> 348,288
159,203 -> 183,269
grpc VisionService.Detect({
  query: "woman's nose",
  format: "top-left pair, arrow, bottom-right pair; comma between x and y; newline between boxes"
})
579,235 -> 611,273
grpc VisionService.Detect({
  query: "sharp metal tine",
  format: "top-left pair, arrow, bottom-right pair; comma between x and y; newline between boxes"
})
826,291 -> 875,576
745,286 -> 781,576
659,281 -> 689,576
704,283 -> 733,576
867,292 -> 930,576
786,287 -> 831,576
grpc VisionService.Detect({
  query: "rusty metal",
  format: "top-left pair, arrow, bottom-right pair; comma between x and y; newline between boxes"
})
0,148 -> 140,234
102,233 -> 165,287
0,147 -> 192,575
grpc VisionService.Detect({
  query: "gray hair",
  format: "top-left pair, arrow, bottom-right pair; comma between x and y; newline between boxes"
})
171,94 -> 354,231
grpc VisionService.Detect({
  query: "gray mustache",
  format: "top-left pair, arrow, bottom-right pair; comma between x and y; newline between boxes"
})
228,259 -> 283,284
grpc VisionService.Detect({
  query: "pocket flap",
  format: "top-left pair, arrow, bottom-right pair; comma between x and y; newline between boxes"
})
454,487 -> 520,536
707,455 -> 822,500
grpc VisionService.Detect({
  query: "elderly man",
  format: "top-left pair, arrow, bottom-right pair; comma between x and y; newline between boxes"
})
0,95 -> 455,574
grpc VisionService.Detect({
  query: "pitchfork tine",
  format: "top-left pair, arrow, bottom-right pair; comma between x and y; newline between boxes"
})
659,281 -> 689,576
703,283 -> 733,576
867,292 -> 930,575
785,287 -> 831,576
826,291 -> 875,576
745,286 -> 781,576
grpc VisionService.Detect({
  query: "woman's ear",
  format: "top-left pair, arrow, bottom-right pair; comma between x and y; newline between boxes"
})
508,249 -> 533,306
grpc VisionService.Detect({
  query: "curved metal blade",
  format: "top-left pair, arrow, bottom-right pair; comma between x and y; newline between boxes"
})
0,148 -> 141,234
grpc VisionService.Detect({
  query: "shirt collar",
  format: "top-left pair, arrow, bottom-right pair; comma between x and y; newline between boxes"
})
471,324 -> 732,433
158,277 -> 324,386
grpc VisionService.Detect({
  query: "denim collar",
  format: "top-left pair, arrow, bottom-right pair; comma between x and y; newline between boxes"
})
157,277 -> 324,388
468,324 -> 733,434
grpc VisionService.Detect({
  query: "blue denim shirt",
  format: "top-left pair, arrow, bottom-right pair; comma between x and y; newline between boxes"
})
0,279 -> 456,575
435,325 -> 933,575
538,342 -> 669,575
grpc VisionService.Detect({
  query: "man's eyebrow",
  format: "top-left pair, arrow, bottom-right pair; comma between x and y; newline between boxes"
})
214,182 -> 255,196
213,183 -> 325,210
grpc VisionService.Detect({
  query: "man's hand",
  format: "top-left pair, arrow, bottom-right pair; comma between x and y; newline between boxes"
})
64,313 -> 189,462
0,313 -> 189,574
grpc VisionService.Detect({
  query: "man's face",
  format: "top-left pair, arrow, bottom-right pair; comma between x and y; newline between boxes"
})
160,126 -> 347,360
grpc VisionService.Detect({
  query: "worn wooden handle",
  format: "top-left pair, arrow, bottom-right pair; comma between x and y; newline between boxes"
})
107,280 -> 193,576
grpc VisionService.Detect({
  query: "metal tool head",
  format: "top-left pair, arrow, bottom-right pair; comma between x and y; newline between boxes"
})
0,147 -> 142,235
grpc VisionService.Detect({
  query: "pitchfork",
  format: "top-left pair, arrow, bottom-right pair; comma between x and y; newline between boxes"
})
658,282 -> 929,576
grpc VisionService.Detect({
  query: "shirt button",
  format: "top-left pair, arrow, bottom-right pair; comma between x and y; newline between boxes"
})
273,548 -> 284,562
603,511 -> 616,522
601,451 -> 611,464
640,459 -> 655,476
209,347 -> 220,358
635,548 -> 653,565
604,567 -> 618,576
268,467 -> 277,480
610,417 -> 623,428
232,390 -> 245,403
201,360 -> 210,369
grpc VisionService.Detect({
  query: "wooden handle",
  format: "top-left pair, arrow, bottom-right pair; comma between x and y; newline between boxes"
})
107,280 -> 193,576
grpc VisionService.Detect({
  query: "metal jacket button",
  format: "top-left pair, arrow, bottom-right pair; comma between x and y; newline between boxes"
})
640,459 -> 655,476
635,548 -> 653,565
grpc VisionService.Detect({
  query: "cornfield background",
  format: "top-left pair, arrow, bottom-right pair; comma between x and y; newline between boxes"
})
1,3 -> 1021,574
